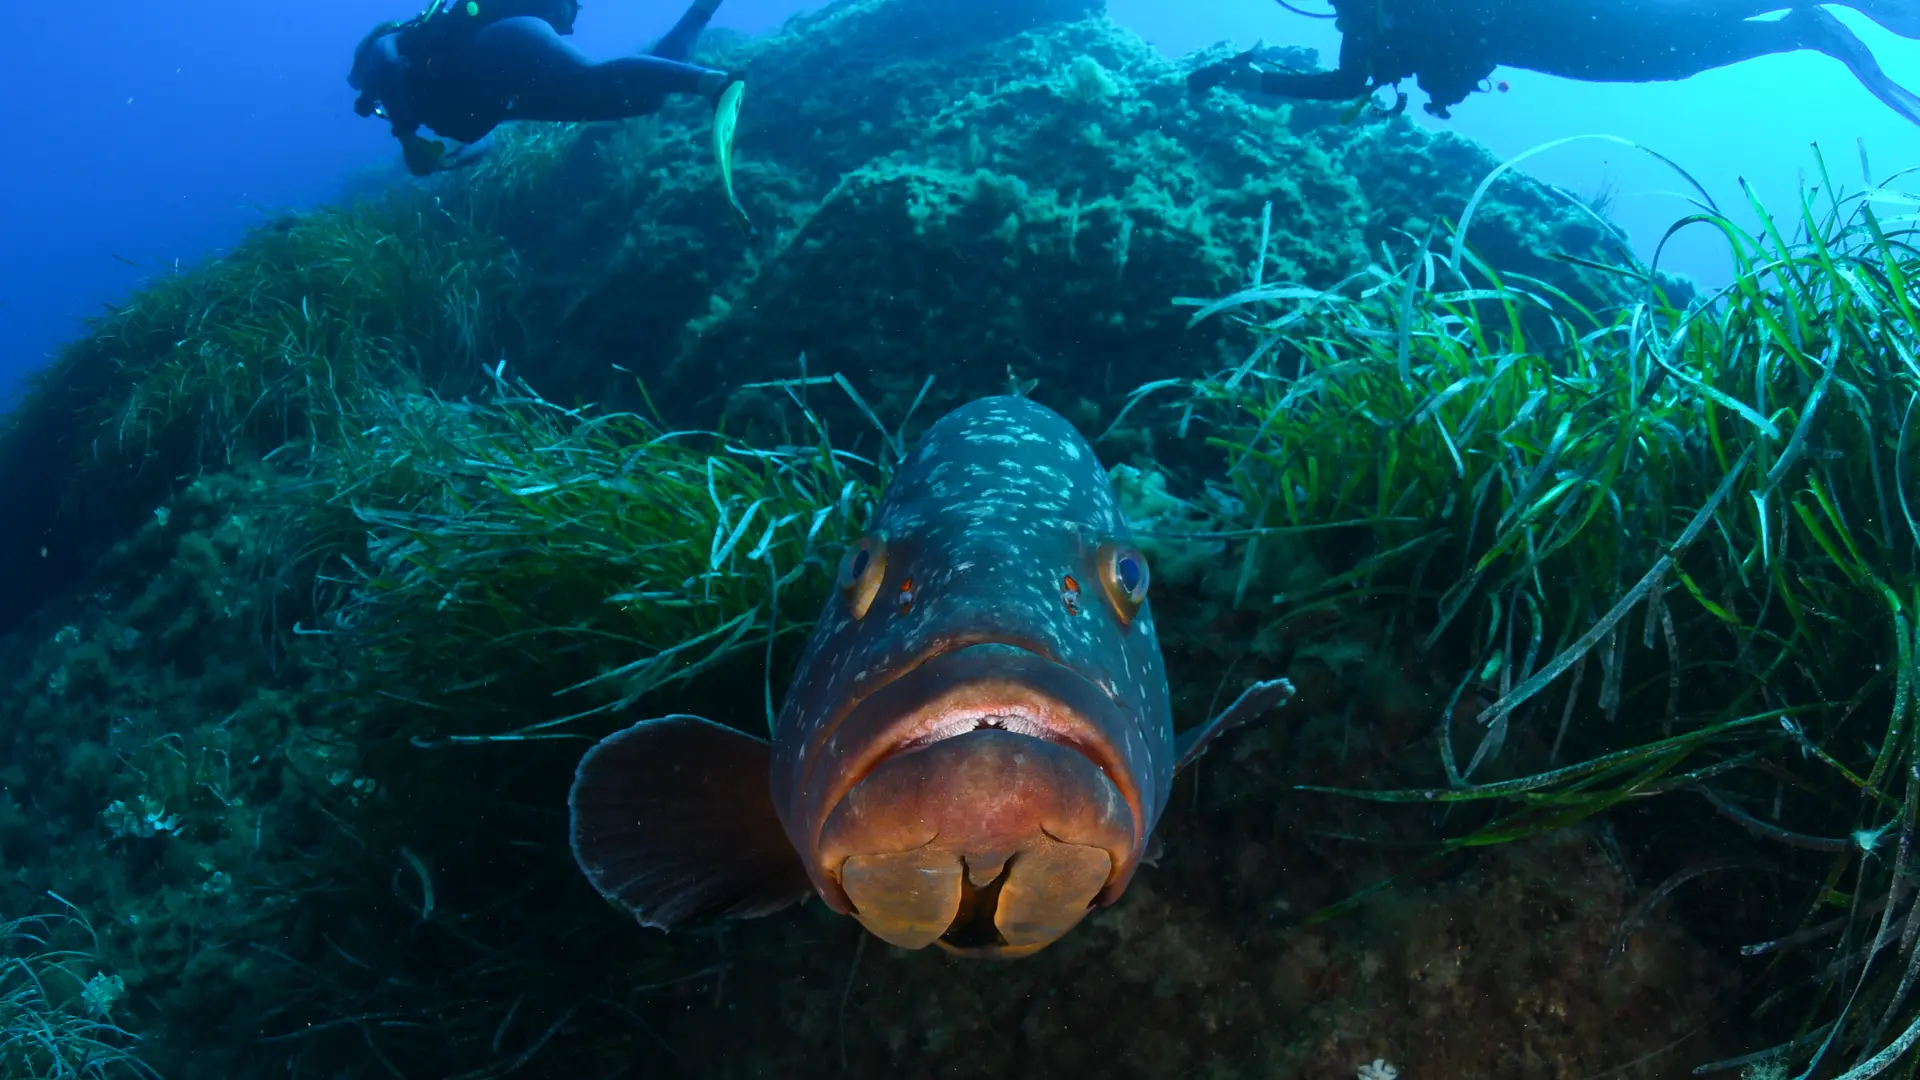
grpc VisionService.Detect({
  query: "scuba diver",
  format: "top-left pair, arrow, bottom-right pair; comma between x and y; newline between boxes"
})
349,0 -> 736,176
1188,0 -> 1920,125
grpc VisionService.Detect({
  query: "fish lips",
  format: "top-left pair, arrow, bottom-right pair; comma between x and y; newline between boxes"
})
800,643 -> 1146,956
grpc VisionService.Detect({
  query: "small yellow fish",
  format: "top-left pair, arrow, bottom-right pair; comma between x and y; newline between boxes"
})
711,79 -> 756,239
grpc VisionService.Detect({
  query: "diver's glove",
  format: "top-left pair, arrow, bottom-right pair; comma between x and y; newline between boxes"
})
696,69 -> 737,106
1187,49 -> 1268,96
400,133 -> 449,177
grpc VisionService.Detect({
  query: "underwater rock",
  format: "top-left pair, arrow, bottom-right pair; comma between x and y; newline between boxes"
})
677,159 -> 1260,423
0,466 -> 335,1075
456,0 -> 1638,433
779,0 -> 1107,56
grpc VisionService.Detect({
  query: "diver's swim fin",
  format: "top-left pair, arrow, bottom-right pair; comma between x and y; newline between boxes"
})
1840,0 -> 1920,42
711,78 -> 758,239
569,714 -> 812,927
1187,41 -> 1268,97
1801,5 -> 1920,126
1173,678 -> 1296,770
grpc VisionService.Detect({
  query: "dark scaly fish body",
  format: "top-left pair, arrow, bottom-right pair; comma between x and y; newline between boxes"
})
770,395 -> 1174,953
569,396 -> 1290,957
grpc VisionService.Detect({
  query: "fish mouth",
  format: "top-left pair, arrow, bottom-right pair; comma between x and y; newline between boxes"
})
887,700 -> 1067,755
803,643 -> 1143,958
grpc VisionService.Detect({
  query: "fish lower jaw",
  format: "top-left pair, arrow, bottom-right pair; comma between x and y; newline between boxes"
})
818,729 -> 1133,956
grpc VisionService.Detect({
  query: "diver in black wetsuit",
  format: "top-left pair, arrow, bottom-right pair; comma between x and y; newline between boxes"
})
1189,0 -> 1920,125
350,0 -> 735,176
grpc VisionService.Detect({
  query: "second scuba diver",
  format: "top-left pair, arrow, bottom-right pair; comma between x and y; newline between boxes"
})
1189,0 -> 1920,127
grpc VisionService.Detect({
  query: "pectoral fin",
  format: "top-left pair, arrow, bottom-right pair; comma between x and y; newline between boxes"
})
1174,678 -> 1296,771
1140,829 -> 1165,868
568,714 -> 812,928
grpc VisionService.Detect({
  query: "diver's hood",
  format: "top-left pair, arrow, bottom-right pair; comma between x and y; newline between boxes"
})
793,643 -> 1147,957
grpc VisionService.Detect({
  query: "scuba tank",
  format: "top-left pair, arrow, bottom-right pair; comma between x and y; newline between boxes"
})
422,0 -> 580,34
397,0 -> 581,60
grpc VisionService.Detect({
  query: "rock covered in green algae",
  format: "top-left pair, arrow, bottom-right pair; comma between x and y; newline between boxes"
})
457,0 -> 1649,434
0,466 -> 343,1076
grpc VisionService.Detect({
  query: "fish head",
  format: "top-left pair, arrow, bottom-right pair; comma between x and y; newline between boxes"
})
770,396 -> 1174,957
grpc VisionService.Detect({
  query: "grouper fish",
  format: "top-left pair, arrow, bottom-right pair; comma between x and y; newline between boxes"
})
568,395 -> 1293,957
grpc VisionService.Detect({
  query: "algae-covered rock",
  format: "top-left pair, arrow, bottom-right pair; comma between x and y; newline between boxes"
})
451,0 -> 1638,431
0,466 -> 342,1072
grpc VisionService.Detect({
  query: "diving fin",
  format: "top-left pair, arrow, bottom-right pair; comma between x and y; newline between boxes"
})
1800,6 -> 1920,127
569,714 -> 812,928
1174,678 -> 1296,771
710,78 -> 757,239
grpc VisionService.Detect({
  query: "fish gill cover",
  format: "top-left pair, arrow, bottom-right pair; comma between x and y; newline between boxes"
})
0,0 -> 1906,1076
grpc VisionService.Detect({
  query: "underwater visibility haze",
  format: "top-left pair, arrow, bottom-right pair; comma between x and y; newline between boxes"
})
8,0 -> 1920,1076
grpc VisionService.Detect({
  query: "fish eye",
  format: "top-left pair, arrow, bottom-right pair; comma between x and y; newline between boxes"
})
838,534 -> 887,619
1096,541 -> 1150,625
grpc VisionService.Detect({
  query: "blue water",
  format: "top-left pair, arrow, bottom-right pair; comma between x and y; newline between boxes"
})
2,0 -> 1916,407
